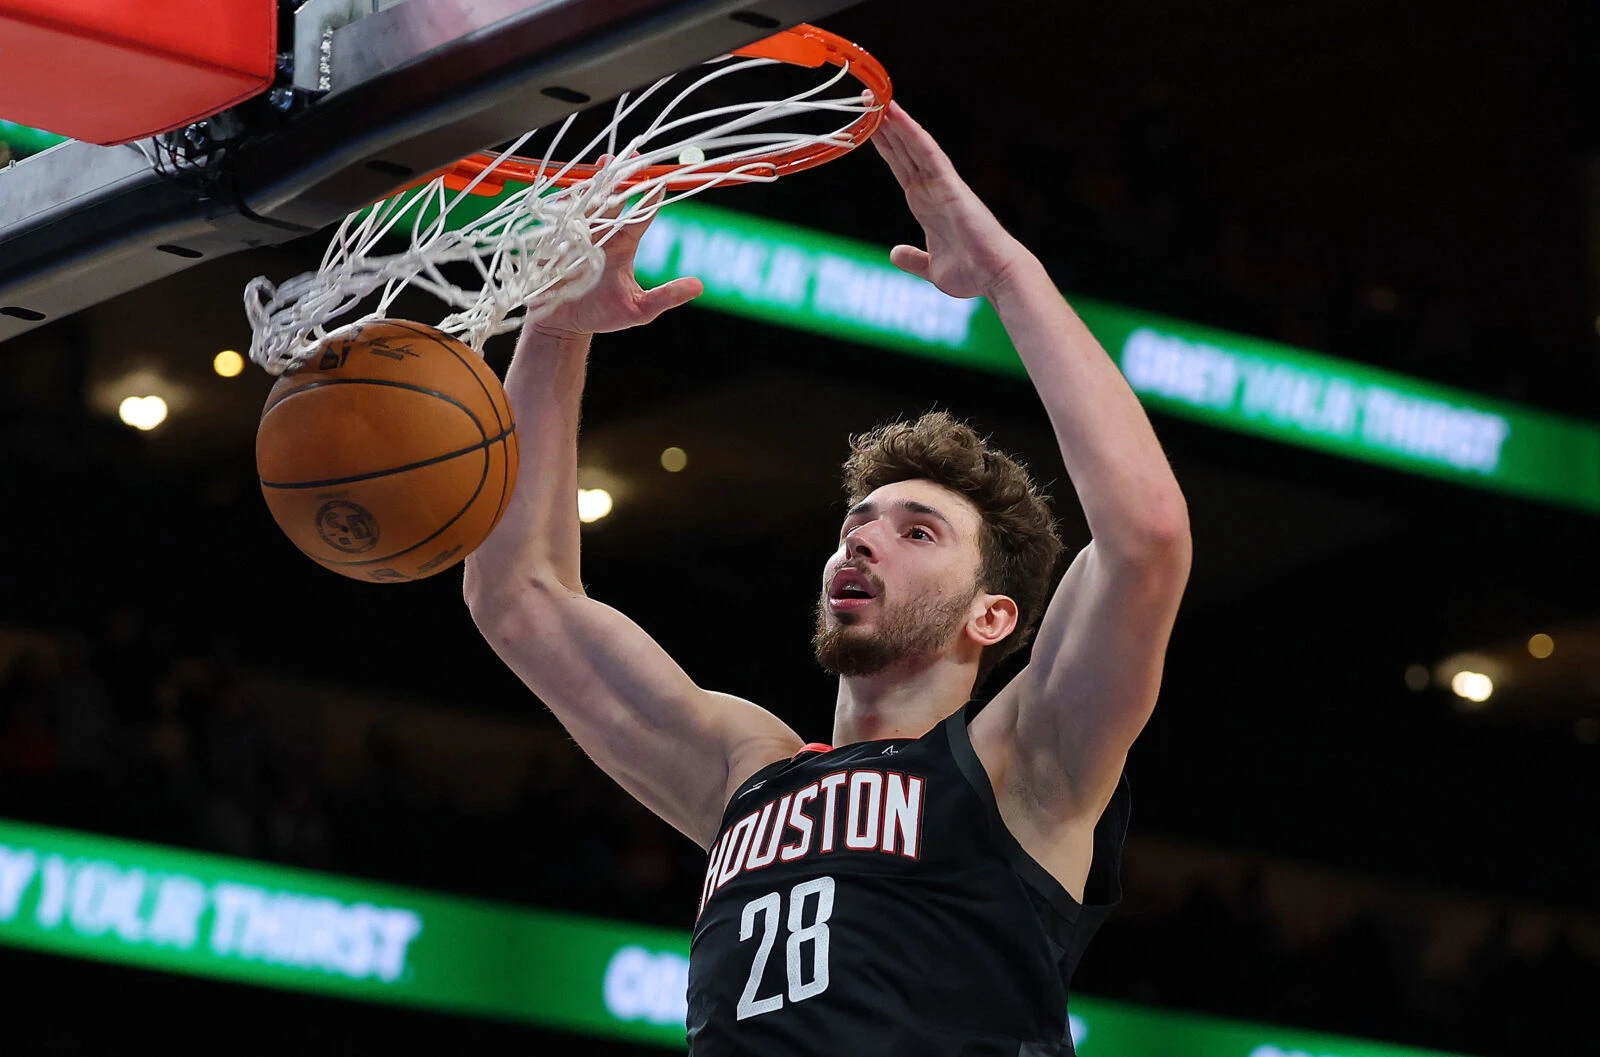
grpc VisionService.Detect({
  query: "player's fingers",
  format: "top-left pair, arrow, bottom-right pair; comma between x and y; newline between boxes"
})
610,182 -> 670,248
594,154 -> 642,224
889,100 -> 929,135
889,245 -> 932,280
874,112 -> 947,191
889,101 -> 943,155
889,102 -> 959,176
881,104 -> 929,160
871,105 -> 910,152
871,133 -> 910,182
872,125 -> 921,188
640,276 -> 704,321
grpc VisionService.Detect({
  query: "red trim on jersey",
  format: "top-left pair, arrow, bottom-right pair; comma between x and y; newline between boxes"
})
797,742 -> 834,755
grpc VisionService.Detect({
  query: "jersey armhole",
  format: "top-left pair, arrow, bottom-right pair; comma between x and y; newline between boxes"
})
720,756 -> 793,817
942,709 -> 1132,924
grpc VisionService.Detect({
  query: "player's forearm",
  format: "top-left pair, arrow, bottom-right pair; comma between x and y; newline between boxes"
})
987,255 -> 1189,560
463,323 -> 591,600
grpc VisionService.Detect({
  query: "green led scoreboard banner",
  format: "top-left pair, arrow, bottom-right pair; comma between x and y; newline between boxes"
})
0,818 -> 1476,1057
627,201 -> 1599,515
0,816 -> 688,1046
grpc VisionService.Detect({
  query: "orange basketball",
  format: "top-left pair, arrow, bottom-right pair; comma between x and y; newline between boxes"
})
256,320 -> 519,583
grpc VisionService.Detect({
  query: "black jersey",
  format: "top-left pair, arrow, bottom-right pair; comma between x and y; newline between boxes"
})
686,705 -> 1131,1057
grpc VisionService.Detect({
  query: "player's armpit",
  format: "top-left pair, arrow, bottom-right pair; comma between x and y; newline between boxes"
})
971,535 -> 1189,824
467,579 -> 804,848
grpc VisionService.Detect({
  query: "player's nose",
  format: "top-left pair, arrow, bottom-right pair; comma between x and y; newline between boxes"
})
842,524 -> 879,561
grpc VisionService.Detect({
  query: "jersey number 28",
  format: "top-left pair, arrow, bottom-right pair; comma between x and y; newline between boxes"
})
736,876 -> 835,1020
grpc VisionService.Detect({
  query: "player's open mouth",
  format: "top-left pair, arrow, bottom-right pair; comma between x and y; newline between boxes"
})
827,569 -> 879,613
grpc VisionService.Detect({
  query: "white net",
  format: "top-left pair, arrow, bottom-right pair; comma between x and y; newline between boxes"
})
244,50 -> 881,374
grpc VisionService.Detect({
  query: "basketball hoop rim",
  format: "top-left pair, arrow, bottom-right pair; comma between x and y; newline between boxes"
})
245,24 -> 892,374
430,24 -> 892,196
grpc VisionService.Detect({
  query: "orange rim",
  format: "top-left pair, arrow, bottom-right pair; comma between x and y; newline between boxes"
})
425,24 -> 892,198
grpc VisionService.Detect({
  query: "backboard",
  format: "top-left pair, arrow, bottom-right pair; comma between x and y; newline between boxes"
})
0,0 -> 863,343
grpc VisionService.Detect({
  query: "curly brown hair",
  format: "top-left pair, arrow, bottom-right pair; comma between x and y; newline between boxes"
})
840,410 -> 1064,690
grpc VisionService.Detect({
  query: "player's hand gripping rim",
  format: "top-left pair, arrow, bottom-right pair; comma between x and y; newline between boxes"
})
871,100 -> 1032,301
531,167 -> 705,340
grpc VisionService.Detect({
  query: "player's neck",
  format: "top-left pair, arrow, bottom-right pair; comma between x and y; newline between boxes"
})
830,658 -> 976,746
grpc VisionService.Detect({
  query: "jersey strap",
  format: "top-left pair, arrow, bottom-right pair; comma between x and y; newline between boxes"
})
941,708 -> 1132,926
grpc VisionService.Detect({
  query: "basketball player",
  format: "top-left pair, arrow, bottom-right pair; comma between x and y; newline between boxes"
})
464,101 -> 1191,1056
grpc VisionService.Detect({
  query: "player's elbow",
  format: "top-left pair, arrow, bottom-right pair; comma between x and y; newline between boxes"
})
461,555 -> 490,609
1145,499 -> 1192,571
463,569 -> 580,642
463,575 -> 521,649
1107,490 -> 1192,574
462,557 -> 516,620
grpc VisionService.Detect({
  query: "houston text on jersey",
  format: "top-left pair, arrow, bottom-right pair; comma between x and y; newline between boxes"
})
698,767 -> 925,917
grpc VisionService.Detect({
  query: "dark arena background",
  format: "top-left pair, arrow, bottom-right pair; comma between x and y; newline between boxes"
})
1,0 -> 1598,1054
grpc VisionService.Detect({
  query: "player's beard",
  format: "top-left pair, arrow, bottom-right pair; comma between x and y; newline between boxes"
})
813,579 -> 980,677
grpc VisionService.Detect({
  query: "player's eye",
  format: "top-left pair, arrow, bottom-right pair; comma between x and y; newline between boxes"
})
908,526 -> 933,541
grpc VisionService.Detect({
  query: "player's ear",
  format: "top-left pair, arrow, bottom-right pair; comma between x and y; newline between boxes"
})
968,594 -> 1018,648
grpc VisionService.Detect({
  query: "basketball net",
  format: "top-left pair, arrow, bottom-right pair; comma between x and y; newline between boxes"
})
243,26 -> 889,375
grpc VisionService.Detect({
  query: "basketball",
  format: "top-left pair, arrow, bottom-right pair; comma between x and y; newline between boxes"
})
256,320 -> 519,583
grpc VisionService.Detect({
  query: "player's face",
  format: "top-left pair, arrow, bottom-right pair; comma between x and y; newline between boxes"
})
813,479 -> 986,677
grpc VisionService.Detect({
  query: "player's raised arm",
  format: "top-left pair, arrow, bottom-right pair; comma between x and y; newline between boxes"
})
872,102 -> 1191,824
462,202 -> 803,849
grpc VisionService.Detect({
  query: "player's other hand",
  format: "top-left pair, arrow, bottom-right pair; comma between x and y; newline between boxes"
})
531,178 -> 704,339
871,101 -> 1031,300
